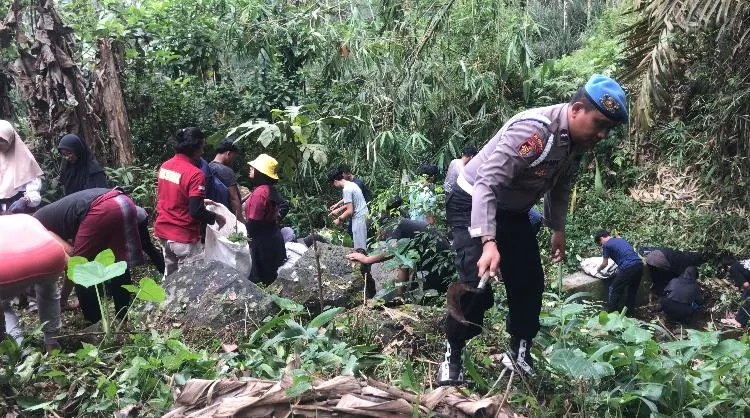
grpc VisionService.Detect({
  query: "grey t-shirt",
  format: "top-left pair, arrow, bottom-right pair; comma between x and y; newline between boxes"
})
209,161 -> 237,187
343,181 -> 368,219
444,158 -> 463,194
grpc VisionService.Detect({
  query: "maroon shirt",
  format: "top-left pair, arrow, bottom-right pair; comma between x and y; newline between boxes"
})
244,185 -> 279,223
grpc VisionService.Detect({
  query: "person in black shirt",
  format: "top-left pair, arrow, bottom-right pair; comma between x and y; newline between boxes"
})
643,247 -> 705,298
346,218 -> 452,296
660,266 -> 702,322
34,188 -> 143,324
719,255 -> 750,328
210,140 -> 243,220
340,164 -> 371,203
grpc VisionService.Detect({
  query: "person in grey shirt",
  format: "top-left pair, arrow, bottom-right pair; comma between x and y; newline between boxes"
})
328,167 -> 368,251
437,74 -> 629,386
444,145 -> 477,195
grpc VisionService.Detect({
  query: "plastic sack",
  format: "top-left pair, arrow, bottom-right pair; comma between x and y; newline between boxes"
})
278,242 -> 308,273
580,256 -> 618,280
205,202 -> 252,276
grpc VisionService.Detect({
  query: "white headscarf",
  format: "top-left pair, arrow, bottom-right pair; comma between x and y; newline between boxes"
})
0,120 -> 43,199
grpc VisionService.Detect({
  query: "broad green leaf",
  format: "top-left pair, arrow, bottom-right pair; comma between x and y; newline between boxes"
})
16,352 -> 41,383
271,295 -> 303,313
248,314 -> 291,346
711,339 -> 748,358
398,360 -> 418,391
94,249 -> 116,266
122,284 -> 138,294
621,325 -> 652,344
76,343 -> 99,361
548,349 -> 614,381
589,343 -> 621,361
285,375 -> 312,397
342,355 -> 358,376
71,260 -> 127,287
67,256 -> 88,278
119,356 -> 148,382
257,124 -> 281,147
135,278 -> 166,302
16,396 -> 50,411
309,307 -> 343,328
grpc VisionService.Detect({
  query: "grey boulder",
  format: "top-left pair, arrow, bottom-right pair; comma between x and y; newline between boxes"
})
271,243 -> 365,313
147,259 -> 277,331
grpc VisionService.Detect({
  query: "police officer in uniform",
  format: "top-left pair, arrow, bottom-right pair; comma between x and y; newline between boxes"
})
437,74 -> 628,385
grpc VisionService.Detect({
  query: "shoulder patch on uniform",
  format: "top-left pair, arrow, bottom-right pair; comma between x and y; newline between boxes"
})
518,132 -> 545,161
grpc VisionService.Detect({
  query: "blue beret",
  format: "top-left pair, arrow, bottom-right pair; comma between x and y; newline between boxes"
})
584,74 -> 628,123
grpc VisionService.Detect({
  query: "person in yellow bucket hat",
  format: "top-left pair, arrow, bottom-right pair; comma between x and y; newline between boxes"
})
244,154 -> 286,285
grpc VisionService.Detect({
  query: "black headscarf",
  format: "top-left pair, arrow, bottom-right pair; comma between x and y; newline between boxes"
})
250,170 -> 283,204
58,134 -> 107,196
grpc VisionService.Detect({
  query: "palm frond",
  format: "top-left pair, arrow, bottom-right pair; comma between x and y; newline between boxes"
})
620,0 -> 750,129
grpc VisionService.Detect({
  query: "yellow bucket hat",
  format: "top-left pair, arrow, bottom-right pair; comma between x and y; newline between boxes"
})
248,154 -> 279,180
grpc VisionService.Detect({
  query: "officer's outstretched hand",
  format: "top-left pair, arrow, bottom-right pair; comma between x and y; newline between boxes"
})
551,230 -> 565,263
477,241 -> 500,279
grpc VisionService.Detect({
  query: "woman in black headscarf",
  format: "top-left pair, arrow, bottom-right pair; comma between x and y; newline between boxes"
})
58,134 -> 108,196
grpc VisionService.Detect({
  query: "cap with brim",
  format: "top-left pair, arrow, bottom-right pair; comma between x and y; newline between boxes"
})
248,154 -> 279,180
584,74 -> 628,123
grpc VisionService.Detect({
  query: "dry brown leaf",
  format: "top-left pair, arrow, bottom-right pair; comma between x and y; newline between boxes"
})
221,344 -> 238,353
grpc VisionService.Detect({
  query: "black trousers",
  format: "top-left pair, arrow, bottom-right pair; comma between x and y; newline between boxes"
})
76,269 -> 133,324
248,223 -> 286,286
445,189 -> 545,349
607,263 -> 643,314
662,299 -> 694,322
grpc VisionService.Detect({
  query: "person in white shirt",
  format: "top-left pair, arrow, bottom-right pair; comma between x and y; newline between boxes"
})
443,145 -> 477,195
0,120 -> 43,215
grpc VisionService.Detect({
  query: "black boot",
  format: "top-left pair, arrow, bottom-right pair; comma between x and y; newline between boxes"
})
500,335 -> 535,375
436,340 -> 465,386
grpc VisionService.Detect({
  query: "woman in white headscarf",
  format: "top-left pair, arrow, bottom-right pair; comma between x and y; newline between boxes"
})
0,120 -> 43,214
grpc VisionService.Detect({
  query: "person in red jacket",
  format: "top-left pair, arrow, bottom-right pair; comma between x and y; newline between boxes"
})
155,128 -> 226,276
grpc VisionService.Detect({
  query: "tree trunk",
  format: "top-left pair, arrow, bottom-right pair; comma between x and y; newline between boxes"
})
93,38 -> 134,167
587,0 -> 592,27
0,0 -> 105,163
563,0 -> 569,32
0,71 -> 14,120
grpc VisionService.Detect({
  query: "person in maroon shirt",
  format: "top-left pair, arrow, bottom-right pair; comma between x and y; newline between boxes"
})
244,154 -> 286,285
155,128 -> 225,276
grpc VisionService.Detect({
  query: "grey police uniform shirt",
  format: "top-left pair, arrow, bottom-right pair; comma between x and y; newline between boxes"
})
462,103 -> 580,237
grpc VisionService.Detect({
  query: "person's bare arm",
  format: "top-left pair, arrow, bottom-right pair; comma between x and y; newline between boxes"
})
597,256 -> 609,272
334,203 -> 353,224
47,231 -> 73,255
329,199 -> 345,211
229,185 -> 244,221
347,251 -> 389,265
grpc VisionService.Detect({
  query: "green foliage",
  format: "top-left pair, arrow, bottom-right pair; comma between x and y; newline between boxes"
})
227,105 -> 351,182
68,250 -> 128,289
0,296 -> 375,416
105,165 -> 158,208
122,278 -> 166,303
535,305 -> 750,416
